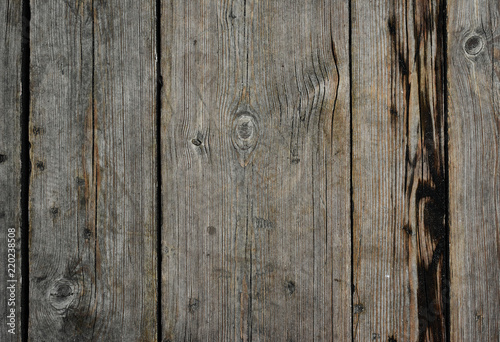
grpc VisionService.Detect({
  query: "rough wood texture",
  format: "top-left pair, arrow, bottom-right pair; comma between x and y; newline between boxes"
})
352,0 -> 447,340
0,0 -> 23,339
29,0 -> 157,339
161,0 -> 350,340
448,0 -> 500,340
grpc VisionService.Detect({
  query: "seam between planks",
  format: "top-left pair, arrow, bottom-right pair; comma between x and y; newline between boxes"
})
348,0 -> 354,340
20,0 -> 31,340
156,0 -> 163,340
440,0 -> 451,340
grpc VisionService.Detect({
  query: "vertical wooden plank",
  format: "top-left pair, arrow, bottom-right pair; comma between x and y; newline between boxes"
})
161,0 -> 350,340
0,0 -> 23,340
448,0 -> 500,340
29,0 -> 95,339
29,0 -> 157,339
352,0 -> 448,340
91,0 -> 158,339
93,0 -> 157,339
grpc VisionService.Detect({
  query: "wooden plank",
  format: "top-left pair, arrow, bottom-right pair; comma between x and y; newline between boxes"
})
352,0 -> 448,340
29,1 -> 95,339
448,0 -> 500,340
93,0 -> 158,339
160,0 -> 350,340
29,0 -> 157,339
0,0 -> 23,339
92,0 -> 158,339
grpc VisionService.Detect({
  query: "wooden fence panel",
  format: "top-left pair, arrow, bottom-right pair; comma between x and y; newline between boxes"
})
0,0 -> 23,339
352,0 -> 447,340
160,0 -> 351,340
29,0 -> 157,339
448,0 -> 500,340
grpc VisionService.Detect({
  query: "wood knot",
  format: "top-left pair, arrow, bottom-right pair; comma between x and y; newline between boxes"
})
35,161 -> 45,171
191,138 -> 202,146
231,111 -> 259,166
48,279 -> 76,311
207,226 -> 216,235
188,298 -> 199,313
353,303 -> 364,314
0,154 -> 7,163
286,280 -> 296,295
464,35 -> 484,56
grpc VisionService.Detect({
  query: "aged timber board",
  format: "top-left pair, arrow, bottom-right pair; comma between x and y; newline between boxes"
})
28,0 -> 157,340
160,0 -> 351,340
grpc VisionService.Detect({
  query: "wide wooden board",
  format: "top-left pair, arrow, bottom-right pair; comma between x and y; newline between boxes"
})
29,0 -> 157,339
352,0 -> 447,340
0,0 -> 23,339
161,0 -> 351,340
448,0 -> 500,340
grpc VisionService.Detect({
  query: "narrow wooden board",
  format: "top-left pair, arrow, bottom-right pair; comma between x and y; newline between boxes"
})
161,0 -> 350,340
352,0 -> 447,340
29,0 -> 157,339
92,0 -> 158,339
448,0 -> 500,340
0,0 -> 23,339
29,1 -> 95,339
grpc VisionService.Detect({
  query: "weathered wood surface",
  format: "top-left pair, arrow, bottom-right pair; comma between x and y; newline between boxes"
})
3,0 -> 500,340
0,0 -> 23,340
29,0 -> 157,340
448,0 -> 500,340
352,0 -> 447,341
161,0 -> 351,340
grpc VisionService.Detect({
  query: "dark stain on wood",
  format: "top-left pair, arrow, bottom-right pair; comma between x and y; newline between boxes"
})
35,161 -> 45,170
412,1 -> 448,341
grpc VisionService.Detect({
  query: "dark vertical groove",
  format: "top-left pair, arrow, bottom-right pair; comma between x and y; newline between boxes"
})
439,0 -> 450,340
348,0 -> 354,341
20,0 -> 31,340
91,3 -> 98,337
155,0 -> 163,340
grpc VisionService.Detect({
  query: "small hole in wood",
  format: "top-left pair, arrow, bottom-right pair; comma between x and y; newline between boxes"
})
207,226 -> 216,235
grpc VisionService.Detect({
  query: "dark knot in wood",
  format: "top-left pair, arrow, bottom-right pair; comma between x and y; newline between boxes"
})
48,279 -> 76,311
232,112 -> 258,150
231,111 -> 259,166
464,35 -> 484,56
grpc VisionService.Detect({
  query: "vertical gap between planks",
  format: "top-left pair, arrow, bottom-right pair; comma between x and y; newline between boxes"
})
20,0 -> 31,340
91,1 -> 98,326
348,0 -> 354,340
156,0 -> 163,340
440,0 -> 450,340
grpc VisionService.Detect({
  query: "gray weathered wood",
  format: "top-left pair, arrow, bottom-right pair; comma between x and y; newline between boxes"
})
29,0 -> 157,339
0,0 -> 23,340
448,0 -> 500,340
352,0 -> 447,340
161,0 -> 350,340
92,0 -> 158,339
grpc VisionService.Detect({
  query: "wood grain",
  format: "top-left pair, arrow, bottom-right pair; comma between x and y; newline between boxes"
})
160,0 -> 350,340
0,0 -> 23,339
448,0 -> 500,340
351,0 -> 447,340
29,0 -> 157,339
